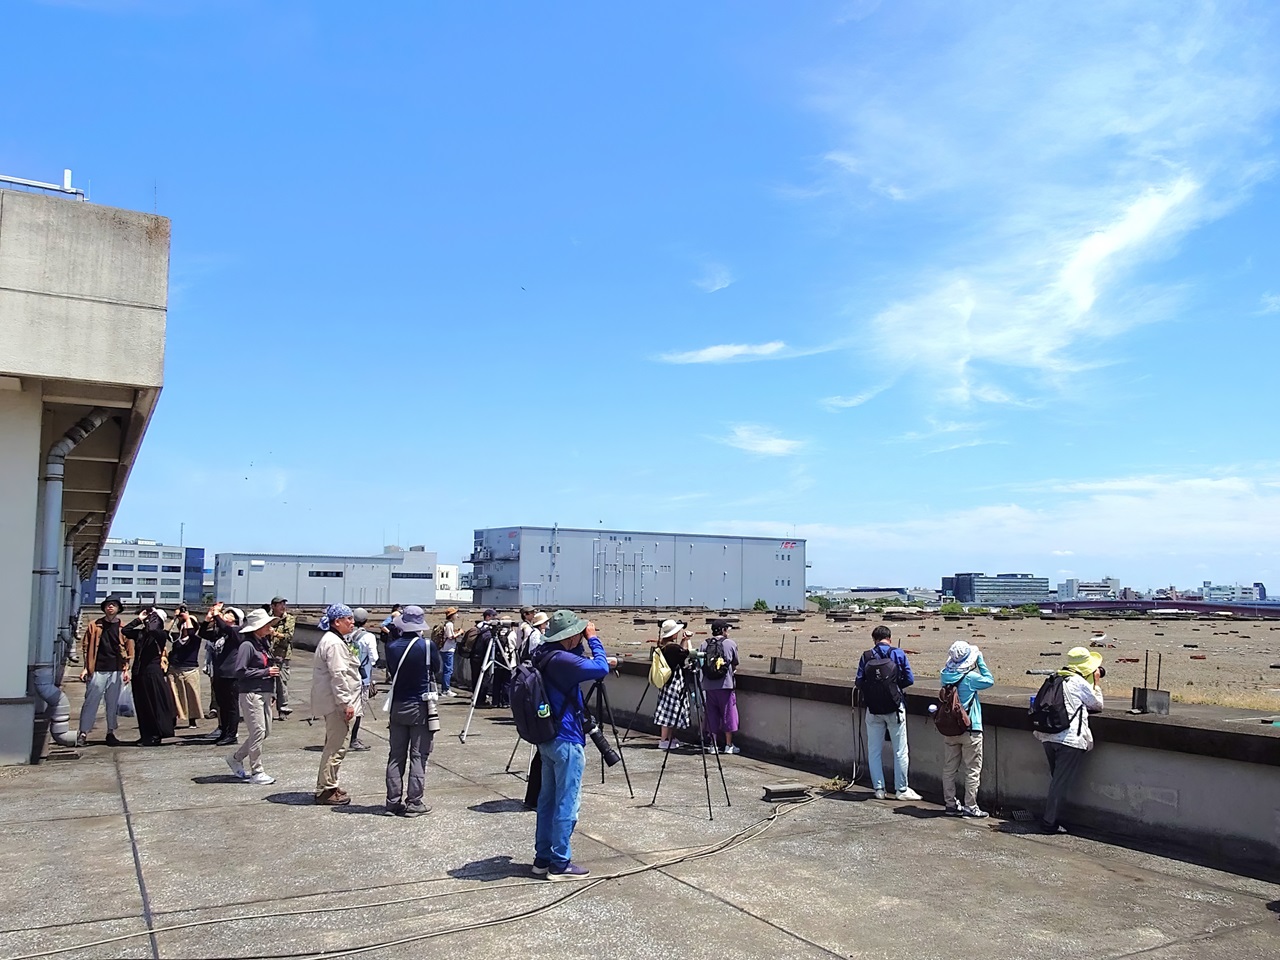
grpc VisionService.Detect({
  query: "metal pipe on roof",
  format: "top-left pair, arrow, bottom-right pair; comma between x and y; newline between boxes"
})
31,408 -> 112,754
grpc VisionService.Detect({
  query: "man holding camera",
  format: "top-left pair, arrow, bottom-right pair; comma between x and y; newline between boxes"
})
266,596 -> 295,719
167,605 -> 203,729
528,609 -> 616,880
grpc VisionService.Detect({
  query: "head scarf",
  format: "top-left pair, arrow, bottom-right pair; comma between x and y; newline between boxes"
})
318,603 -> 355,632
944,640 -> 980,673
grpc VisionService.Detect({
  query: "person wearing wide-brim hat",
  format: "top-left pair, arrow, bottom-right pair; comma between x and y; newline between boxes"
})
1034,646 -> 1105,834
524,611 -> 550,657
76,595 -> 133,747
438,606 -> 460,696
225,608 -> 282,784
653,619 -> 692,750
527,609 -> 617,880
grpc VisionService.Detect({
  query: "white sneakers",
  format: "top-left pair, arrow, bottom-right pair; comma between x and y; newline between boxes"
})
896,788 -> 923,801
723,745 -> 741,755
225,755 -> 248,780
657,739 -> 684,751
248,772 -> 276,786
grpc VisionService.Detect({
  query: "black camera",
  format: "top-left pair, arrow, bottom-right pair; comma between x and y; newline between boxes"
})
584,716 -> 620,767
1097,666 -> 1107,679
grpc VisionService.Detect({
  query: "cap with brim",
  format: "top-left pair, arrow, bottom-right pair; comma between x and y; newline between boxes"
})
226,607 -> 245,625
544,609 -> 587,644
394,605 -> 427,634
270,596 -> 288,605
1064,647 -> 1104,675
529,611 -> 550,628
711,618 -> 732,634
240,608 -> 279,633
659,619 -> 685,640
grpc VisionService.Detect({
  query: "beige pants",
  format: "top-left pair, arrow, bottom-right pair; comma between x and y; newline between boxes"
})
941,731 -> 984,809
168,666 -> 203,723
234,692 -> 271,776
317,710 -> 352,794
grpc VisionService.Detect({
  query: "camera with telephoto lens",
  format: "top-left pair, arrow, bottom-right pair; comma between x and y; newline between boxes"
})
422,682 -> 441,733
584,714 -> 620,767
1097,666 -> 1106,680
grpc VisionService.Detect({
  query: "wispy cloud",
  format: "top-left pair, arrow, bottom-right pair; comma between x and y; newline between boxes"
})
820,385 -> 887,411
693,262 -> 734,293
659,341 -> 786,364
808,3 -> 1280,407
927,439 -> 1009,455
1260,293 -> 1280,315
718,424 -> 805,457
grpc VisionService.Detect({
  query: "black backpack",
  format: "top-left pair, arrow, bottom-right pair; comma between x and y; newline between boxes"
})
509,662 -> 572,744
860,648 -> 904,715
1029,674 -> 1084,734
702,637 -> 731,681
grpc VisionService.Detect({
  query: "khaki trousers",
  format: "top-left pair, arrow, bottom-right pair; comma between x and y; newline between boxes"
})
316,710 -> 352,794
941,731 -> 984,808
168,666 -> 203,723
234,692 -> 271,776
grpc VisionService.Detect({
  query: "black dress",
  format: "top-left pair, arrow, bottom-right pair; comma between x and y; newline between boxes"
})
123,614 -> 178,743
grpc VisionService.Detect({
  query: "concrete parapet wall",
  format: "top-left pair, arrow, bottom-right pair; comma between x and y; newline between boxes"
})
604,659 -> 1280,878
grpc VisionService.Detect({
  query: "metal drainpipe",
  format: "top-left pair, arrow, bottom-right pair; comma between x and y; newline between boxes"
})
56,515 -> 94,684
30,408 -> 112,753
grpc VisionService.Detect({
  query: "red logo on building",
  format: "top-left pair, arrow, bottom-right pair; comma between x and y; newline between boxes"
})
780,541 -> 798,549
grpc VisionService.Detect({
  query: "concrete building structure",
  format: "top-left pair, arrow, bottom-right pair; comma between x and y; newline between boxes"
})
943,571 -> 1053,605
1201,581 -> 1266,603
1056,577 -> 1121,600
214,546 -> 438,606
467,526 -> 805,610
84,536 -> 204,607
0,176 -> 169,764
434,563 -> 472,604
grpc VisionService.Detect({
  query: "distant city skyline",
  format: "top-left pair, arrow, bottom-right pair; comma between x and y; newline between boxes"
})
9,2 -> 1275,591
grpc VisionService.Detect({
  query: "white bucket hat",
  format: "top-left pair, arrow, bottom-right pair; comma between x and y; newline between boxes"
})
659,619 -> 686,641
239,608 -> 279,633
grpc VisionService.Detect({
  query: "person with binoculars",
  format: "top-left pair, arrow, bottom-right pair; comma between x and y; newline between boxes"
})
383,605 -> 443,818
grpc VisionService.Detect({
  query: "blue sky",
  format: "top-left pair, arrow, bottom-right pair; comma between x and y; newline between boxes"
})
6,1 -> 1279,590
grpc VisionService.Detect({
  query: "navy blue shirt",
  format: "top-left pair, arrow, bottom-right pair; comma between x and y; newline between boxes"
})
855,642 -> 915,689
387,634 -> 442,703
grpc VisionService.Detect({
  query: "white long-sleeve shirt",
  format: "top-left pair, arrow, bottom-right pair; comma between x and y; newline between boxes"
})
310,630 -> 363,718
1034,674 -> 1104,751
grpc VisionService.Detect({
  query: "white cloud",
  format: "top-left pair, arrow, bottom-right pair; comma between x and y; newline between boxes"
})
820,385 -> 887,411
1051,550 -> 1075,557
928,439 -> 1009,455
807,3 -> 1280,407
693,262 -> 734,293
718,424 -> 805,457
659,341 -> 786,364
1260,293 -> 1280,314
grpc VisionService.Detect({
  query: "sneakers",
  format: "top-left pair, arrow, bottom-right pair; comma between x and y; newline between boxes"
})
546,863 -> 590,881
385,801 -> 405,817
279,707 -> 292,716
657,739 -> 683,751
247,772 -> 276,786
945,801 -> 963,817
704,744 -> 719,754
402,802 -> 430,818
896,788 -> 923,801
105,732 -> 121,747
1038,821 -> 1067,835
441,689 -> 455,697
187,720 -> 198,729
723,745 -> 741,755
349,740 -> 371,752
75,732 -> 88,748
873,788 -> 887,800
225,755 -> 248,780
531,861 -> 549,877
961,805 -> 989,819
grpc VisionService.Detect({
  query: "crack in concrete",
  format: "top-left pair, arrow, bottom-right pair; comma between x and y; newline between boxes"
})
114,753 -> 160,960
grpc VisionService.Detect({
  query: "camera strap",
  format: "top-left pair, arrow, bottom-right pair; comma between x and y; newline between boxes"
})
386,636 -> 420,704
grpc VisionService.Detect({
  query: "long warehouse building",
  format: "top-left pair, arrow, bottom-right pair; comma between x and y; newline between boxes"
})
215,547 -> 438,606
467,526 -> 806,610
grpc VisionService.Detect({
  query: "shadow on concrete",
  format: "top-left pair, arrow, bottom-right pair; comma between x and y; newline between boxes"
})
191,774 -> 246,785
468,798 -> 528,814
890,806 -> 949,820
302,745 -> 324,752
995,821 -> 1046,836
1266,900 -> 1279,916
264,791 -> 319,806
447,855 -> 532,882
329,803 -> 392,817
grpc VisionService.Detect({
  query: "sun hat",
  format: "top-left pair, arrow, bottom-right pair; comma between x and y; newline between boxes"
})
945,640 -> 979,673
529,611 -> 550,629
239,608 -> 279,633
659,619 -> 686,641
1063,646 -> 1103,677
394,605 -> 427,634
100,595 -> 122,612
544,609 -> 587,644
445,606 -> 458,617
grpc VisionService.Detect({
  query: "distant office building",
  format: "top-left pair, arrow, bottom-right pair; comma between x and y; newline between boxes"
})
1056,578 -> 1121,601
468,526 -> 806,610
1201,581 -> 1264,603
86,538 -> 205,608
808,586 -> 908,602
944,572 -> 1052,606
214,546 -> 438,606
1255,582 -> 1267,601
435,564 -> 473,604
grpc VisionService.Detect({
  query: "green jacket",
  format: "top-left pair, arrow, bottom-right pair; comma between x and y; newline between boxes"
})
269,612 -> 297,659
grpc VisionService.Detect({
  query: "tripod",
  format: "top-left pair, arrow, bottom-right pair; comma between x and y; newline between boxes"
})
650,666 -> 731,820
505,675 -> 635,799
458,630 -> 519,744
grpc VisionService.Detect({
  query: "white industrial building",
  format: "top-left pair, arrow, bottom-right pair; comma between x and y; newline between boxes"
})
467,526 -> 806,610
215,547 -> 439,606
434,563 -> 472,604
1,175 -> 169,764
1057,578 -> 1121,600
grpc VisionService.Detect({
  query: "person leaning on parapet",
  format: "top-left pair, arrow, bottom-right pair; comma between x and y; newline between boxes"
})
528,609 -> 616,880
76,595 -> 133,747
384,605 -> 443,818
311,603 -> 363,806
226,609 -> 282,786
855,625 -> 921,801
653,619 -> 693,751
1033,646 -> 1104,835
938,641 -> 994,818
202,604 -> 246,745
700,619 -> 741,755
266,596 -> 295,720
167,606 -> 203,729
122,605 -> 178,747
348,608 -> 378,752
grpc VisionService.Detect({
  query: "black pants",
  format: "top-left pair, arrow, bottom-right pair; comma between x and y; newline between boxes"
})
470,649 -> 491,704
350,715 -> 363,743
1042,741 -> 1088,828
213,676 -> 240,740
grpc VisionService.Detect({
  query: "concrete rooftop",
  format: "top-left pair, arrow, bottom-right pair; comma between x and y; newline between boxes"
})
3,650 -> 1279,960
